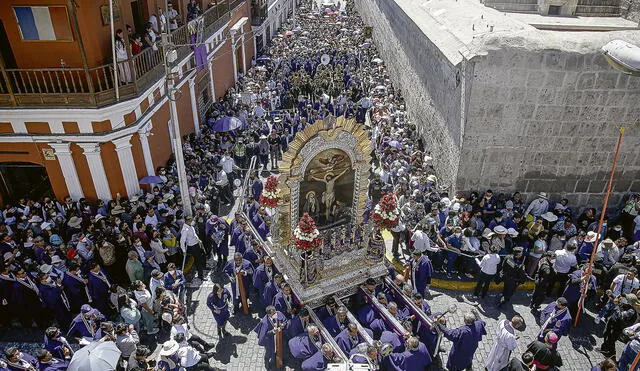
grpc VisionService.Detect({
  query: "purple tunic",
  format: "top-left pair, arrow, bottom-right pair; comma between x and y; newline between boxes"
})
408,255 -> 433,296
538,302 -> 572,340
380,330 -> 404,352
301,350 -> 331,371
323,315 -> 349,337
444,320 -> 486,371
334,328 -> 362,354
403,341 -> 432,370
253,264 -> 278,293
206,288 -> 231,326
223,259 -> 254,309
357,304 -> 377,327
288,333 -> 321,359
253,311 -> 288,359
273,292 -> 297,319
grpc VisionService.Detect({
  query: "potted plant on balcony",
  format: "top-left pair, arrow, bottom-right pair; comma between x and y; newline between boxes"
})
292,212 -> 322,285
369,192 -> 400,262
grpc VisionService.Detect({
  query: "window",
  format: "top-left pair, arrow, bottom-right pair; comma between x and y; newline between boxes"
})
548,5 -> 561,15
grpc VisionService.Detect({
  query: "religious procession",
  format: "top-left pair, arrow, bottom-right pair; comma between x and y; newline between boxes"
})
0,0 -> 639,371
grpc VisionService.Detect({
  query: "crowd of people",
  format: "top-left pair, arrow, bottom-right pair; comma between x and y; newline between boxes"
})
1,0 -> 640,370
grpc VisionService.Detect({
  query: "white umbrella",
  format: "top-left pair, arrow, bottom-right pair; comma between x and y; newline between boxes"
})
68,341 -> 121,371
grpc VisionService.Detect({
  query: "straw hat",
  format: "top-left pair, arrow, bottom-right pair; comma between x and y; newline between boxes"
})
160,340 -> 180,356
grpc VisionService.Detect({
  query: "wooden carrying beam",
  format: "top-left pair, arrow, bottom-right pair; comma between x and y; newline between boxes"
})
358,286 -> 409,337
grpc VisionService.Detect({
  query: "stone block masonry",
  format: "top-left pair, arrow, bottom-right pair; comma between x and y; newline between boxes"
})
356,0 -> 640,210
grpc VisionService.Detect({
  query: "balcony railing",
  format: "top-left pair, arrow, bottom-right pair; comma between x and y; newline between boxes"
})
0,1 -> 241,108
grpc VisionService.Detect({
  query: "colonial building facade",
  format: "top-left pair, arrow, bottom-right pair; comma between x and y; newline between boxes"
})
0,0 -> 262,204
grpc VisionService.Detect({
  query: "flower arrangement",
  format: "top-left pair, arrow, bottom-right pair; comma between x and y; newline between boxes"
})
371,192 -> 400,230
292,213 -> 322,251
259,176 -> 281,208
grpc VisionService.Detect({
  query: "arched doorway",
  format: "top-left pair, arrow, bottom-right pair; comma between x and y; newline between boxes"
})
0,162 -> 54,205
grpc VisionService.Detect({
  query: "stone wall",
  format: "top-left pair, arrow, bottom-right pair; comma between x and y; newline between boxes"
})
355,0 -> 640,209
460,35 -> 640,208
354,0 -> 466,190
621,0 -> 640,22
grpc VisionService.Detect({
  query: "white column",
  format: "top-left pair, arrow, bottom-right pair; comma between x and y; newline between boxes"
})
207,60 -> 216,100
253,33 -> 258,57
112,135 -> 140,197
48,142 -> 84,200
231,36 -> 238,84
188,78 -> 201,136
78,143 -> 112,200
138,127 -> 156,176
241,32 -> 247,74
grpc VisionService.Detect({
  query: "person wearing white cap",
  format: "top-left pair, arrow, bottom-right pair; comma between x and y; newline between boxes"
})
524,192 -> 549,219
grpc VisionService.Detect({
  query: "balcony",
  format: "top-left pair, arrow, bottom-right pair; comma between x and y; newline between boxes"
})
0,0 -> 244,109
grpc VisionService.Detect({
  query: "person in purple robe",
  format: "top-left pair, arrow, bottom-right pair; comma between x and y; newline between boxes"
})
412,293 -> 432,316
273,283 -> 299,319
243,240 -> 265,268
252,177 -> 263,201
253,305 -> 288,367
253,256 -> 278,298
406,251 -> 433,296
229,218 -> 245,248
66,304 -> 103,341
353,278 -> 378,310
287,308 -> 310,338
440,312 -> 486,371
289,325 -> 322,360
257,220 -> 271,240
561,266 -> 596,320
61,262 -> 89,314
316,297 -> 338,321
334,323 -> 363,354
206,216 -> 229,271
380,330 -> 404,353
43,327 -> 73,361
223,253 -> 254,313
206,283 -> 231,338
12,268 -> 44,328
87,261 -> 112,315
35,349 -> 68,371
402,336 -> 432,370
251,208 -> 267,230
324,305 -> 350,337
263,273 -> 284,308
301,344 -> 336,371
234,228 -> 252,255
358,292 -> 387,327
4,347 -> 38,371
37,273 -> 71,330
349,345 -> 382,369
538,297 -> 572,346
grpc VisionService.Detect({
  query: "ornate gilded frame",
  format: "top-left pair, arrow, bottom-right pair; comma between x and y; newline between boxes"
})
275,116 -> 372,245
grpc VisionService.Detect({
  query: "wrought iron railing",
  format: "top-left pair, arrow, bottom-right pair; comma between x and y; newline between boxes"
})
0,1 -> 243,108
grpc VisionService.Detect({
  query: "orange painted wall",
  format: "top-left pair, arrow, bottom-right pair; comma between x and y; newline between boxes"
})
38,143 -> 69,200
149,99 -> 172,170
212,40 -> 233,100
130,133 -> 148,178
100,142 -> 126,198
0,0 -> 134,69
71,143 -> 97,200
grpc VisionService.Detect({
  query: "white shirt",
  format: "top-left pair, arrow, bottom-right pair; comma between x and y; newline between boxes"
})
634,215 -> 640,233
144,214 -> 159,227
525,198 -> 549,217
215,170 -> 229,187
476,253 -> 501,275
411,230 -> 433,253
612,274 -> 640,296
177,342 -> 201,367
171,323 -> 192,341
180,224 -> 200,251
553,249 -> 577,274
220,156 -> 235,174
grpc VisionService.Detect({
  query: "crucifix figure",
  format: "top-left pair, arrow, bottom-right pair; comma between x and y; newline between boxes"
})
311,168 -> 348,221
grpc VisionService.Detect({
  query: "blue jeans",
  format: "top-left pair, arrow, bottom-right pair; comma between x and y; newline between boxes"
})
598,300 -> 615,319
446,251 -> 458,274
618,343 -> 638,371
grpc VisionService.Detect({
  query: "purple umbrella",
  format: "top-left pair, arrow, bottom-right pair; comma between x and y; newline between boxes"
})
139,175 -> 164,184
210,116 -> 243,132
388,140 -> 402,149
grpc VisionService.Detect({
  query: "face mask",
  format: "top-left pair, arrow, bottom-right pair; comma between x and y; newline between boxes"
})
135,242 -> 142,247
168,270 -> 175,274
191,221 -> 196,226
614,227 -> 622,231
496,218 -> 503,222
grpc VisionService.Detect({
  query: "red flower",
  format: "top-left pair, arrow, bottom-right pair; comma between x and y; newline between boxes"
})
292,213 -> 322,251
371,192 -> 400,230
259,176 -> 281,208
